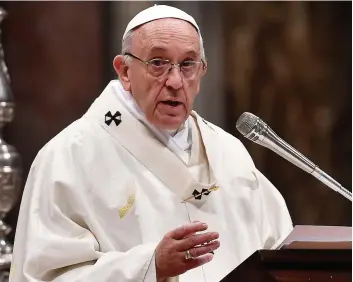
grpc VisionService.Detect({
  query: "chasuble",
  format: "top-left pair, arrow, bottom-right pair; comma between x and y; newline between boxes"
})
10,80 -> 293,282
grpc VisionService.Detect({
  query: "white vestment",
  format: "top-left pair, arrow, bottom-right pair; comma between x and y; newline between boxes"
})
10,80 -> 293,282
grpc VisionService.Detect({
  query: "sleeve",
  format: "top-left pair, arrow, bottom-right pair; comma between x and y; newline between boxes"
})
227,135 -> 294,250
253,168 -> 294,250
9,142 -> 159,282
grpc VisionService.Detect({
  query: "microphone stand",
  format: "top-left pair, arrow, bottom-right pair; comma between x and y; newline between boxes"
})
243,118 -> 352,202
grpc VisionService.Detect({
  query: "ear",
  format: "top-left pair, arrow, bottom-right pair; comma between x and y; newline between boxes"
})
200,62 -> 208,78
195,63 -> 208,93
113,55 -> 131,91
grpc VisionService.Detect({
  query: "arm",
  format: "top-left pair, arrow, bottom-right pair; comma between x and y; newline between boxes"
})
225,135 -> 293,249
253,168 -> 293,250
10,141 -> 219,282
10,147 -> 159,282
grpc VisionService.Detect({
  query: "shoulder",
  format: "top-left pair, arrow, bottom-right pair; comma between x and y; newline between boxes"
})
34,116 -> 104,166
43,117 -> 93,149
195,114 -> 256,166
194,112 -> 239,142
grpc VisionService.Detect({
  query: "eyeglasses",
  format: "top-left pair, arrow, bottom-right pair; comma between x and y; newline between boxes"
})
124,52 -> 206,80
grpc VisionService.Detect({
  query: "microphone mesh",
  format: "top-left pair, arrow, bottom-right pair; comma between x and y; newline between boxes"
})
236,112 -> 258,135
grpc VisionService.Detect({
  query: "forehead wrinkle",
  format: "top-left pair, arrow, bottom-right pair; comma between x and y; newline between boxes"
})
136,18 -> 200,57
141,18 -> 199,37
146,41 -> 199,54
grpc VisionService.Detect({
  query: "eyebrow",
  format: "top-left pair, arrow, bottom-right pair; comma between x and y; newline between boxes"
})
184,50 -> 198,58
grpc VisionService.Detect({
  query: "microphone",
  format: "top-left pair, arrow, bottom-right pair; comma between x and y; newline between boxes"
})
236,112 -> 352,202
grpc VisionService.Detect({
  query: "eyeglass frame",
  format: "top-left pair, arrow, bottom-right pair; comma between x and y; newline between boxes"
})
123,52 -> 207,79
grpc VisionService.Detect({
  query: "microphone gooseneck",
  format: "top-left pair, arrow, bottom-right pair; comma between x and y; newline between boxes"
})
236,112 -> 352,202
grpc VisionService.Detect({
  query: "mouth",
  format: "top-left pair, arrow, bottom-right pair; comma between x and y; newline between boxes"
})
160,100 -> 183,107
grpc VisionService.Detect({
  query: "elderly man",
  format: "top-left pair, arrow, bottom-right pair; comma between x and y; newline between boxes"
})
10,4 -> 293,282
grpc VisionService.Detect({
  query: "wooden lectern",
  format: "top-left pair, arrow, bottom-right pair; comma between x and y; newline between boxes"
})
221,225 -> 352,282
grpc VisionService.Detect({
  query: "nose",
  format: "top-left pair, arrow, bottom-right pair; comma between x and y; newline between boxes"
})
165,66 -> 183,90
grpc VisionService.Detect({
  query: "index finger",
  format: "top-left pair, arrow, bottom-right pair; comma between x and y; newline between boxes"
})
170,222 -> 208,240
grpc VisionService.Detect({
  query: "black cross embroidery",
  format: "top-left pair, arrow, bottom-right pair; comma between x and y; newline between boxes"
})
192,188 -> 211,200
105,111 -> 121,126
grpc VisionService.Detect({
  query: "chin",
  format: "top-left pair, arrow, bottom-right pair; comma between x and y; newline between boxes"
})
156,122 -> 181,130
152,117 -> 185,131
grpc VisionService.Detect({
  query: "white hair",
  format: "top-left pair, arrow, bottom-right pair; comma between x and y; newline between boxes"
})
121,28 -> 207,64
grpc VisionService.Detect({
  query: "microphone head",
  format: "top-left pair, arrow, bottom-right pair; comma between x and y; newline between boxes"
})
236,112 -> 259,136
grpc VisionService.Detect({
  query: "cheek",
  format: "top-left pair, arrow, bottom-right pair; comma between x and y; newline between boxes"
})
133,79 -> 162,113
144,80 -> 163,105
184,81 -> 200,106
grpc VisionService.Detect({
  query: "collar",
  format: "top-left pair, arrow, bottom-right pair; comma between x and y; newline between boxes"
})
111,80 -> 192,157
